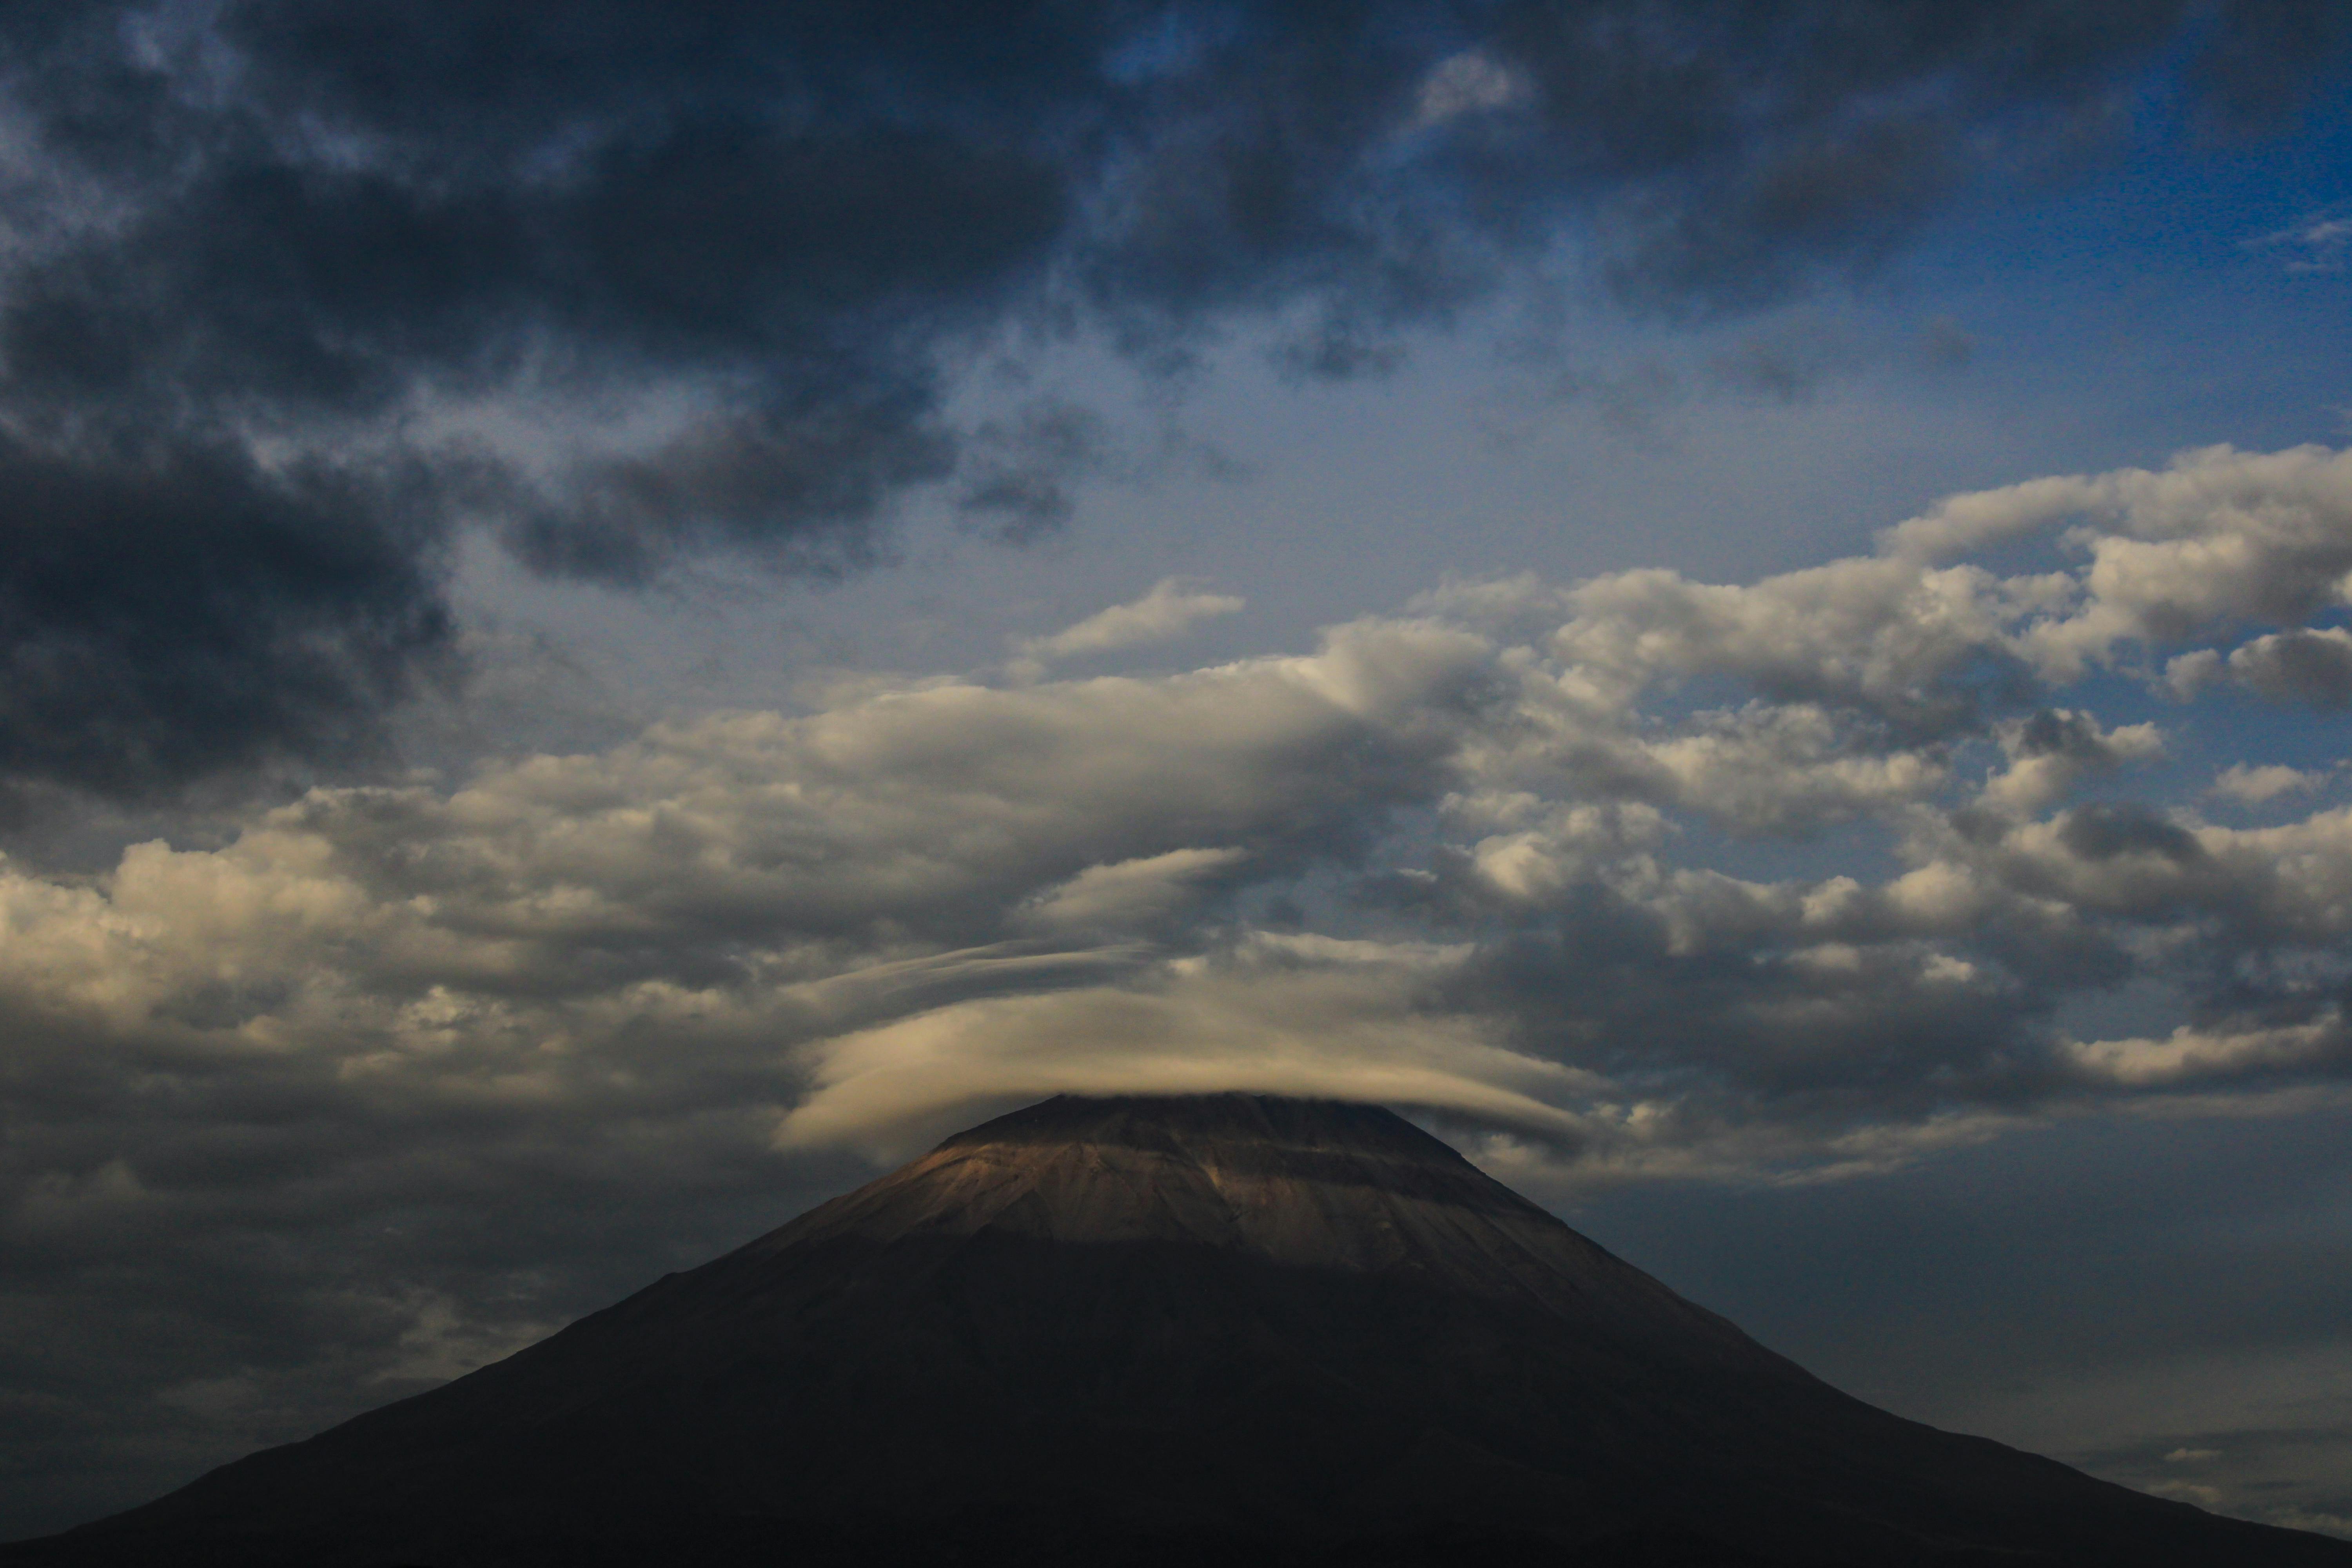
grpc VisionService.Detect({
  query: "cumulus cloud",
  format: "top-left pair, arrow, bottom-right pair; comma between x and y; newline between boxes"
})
13,443 -> 2352,1165
2181,626 -> 2352,708
14,440 -> 2352,1532
1977,710 -> 2163,817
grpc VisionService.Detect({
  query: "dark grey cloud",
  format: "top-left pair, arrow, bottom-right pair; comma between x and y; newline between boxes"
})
0,432 -> 453,797
3,0 -> 2346,793
2227,628 -> 2352,708
503,399 -> 958,583
2058,801 -> 2205,865
2016,708 -> 2123,762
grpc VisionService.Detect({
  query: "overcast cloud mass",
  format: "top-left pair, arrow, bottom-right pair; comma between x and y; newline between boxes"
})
5,0 -> 2352,1549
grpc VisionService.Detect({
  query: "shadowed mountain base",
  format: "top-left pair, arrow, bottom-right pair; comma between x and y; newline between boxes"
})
10,1094 -> 2348,1567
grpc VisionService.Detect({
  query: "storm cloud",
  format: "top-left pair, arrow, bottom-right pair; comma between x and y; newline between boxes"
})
3,1 -> 2348,792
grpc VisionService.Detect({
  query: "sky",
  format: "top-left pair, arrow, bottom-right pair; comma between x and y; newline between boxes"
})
4,0 -> 2352,1543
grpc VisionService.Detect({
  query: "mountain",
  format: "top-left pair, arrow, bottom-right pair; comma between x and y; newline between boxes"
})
9,1092 -> 2348,1567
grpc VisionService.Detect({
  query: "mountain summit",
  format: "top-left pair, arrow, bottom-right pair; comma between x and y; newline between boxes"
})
12,1093 -> 2348,1566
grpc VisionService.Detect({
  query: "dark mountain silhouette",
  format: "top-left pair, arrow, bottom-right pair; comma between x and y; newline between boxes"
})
9,1093 -> 2348,1567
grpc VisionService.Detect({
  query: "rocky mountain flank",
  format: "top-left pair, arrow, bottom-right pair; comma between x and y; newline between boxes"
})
11,1093 -> 2349,1566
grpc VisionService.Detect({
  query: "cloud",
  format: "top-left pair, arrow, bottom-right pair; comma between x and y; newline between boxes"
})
771,939 -> 1582,1158
1977,710 -> 2163,817
1,4 -> 2345,795
1016,578 -> 1246,664
2232,626 -> 2352,706
2064,1011 -> 2352,1087
11,442 -> 2352,1174
1542,445 -> 2352,738
15,440 -> 2352,1532
1019,846 -> 1250,934
0,433 -> 456,798
2211,763 -> 2330,805
2,445 -> 2347,1200
2246,211 -> 2352,273
1410,49 -> 1533,130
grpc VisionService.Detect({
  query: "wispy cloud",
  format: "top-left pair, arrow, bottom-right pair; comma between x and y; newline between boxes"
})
2246,210 -> 2352,273
1015,578 -> 1246,665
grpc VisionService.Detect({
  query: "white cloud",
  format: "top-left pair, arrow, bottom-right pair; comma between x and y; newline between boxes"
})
2211,763 -> 2329,805
2064,1013 -> 2350,1087
1867,445 -> 2352,682
1977,710 -> 2163,817
1015,577 -> 1244,664
773,944 -> 1588,1158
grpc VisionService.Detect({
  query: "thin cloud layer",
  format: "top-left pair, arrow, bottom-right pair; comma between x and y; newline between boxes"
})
4,2 -> 2348,793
